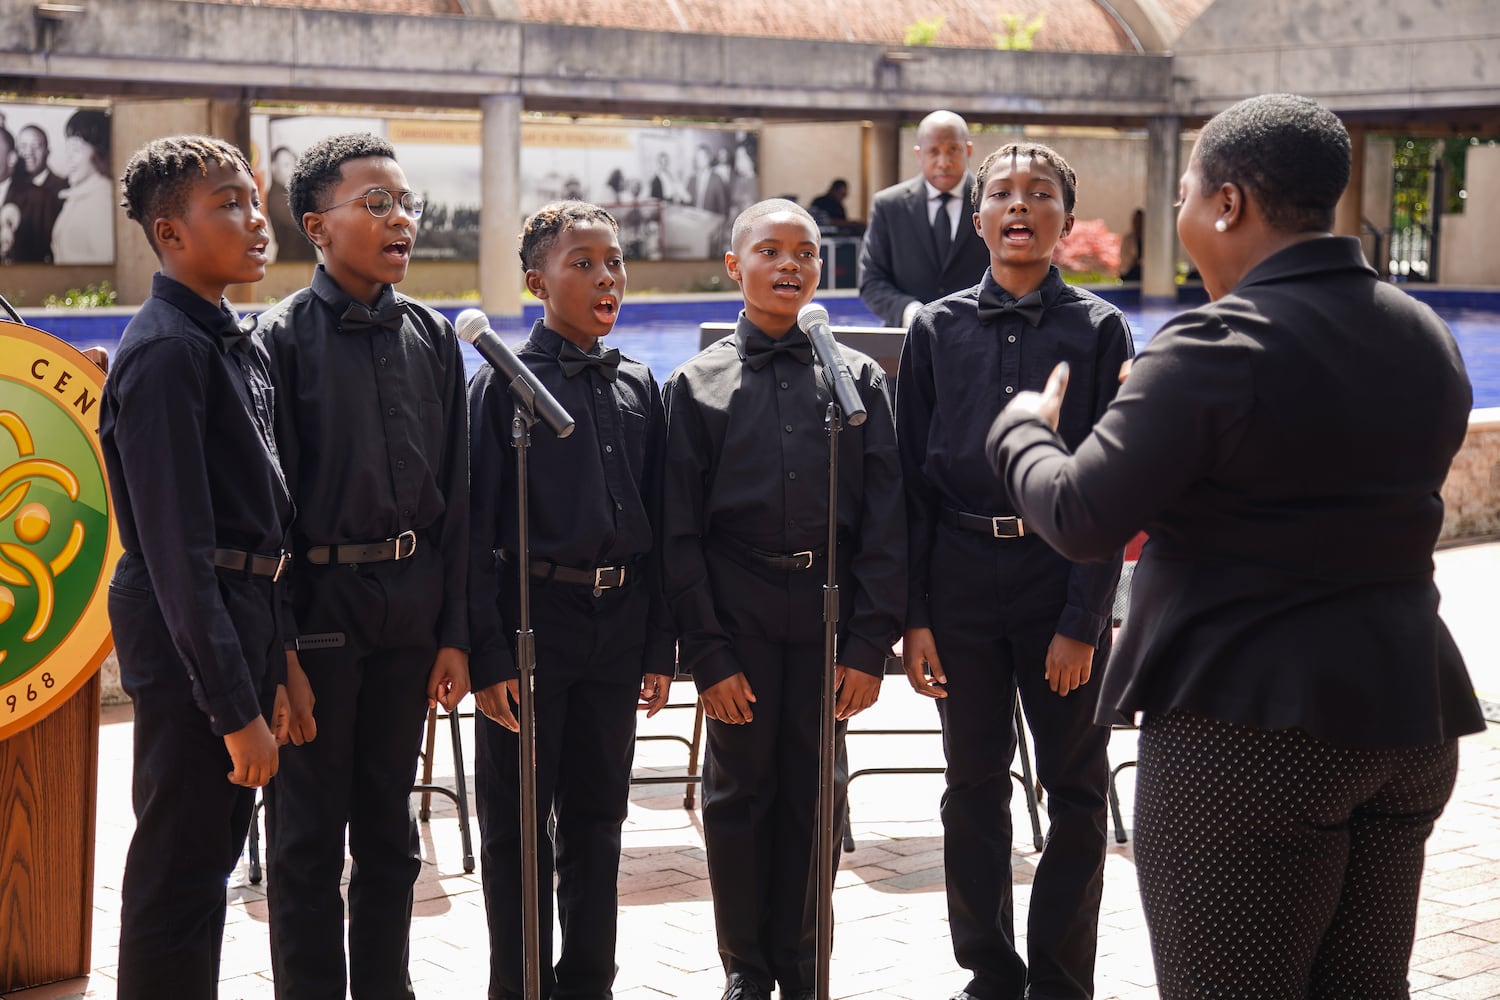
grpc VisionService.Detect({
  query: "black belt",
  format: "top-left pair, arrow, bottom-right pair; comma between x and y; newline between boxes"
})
500,551 -> 634,593
306,530 -> 417,566
720,539 -> 824,572
213,547 -> 292,581
941,507 -> 1026,539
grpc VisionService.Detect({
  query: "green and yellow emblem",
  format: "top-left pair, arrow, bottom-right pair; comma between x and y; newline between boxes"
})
0,322 -> 121,741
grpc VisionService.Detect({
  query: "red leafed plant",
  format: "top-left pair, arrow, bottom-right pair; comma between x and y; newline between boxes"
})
1052,218 -> 1120,276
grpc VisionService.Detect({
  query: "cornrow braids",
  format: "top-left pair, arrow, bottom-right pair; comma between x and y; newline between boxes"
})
519,200 -> 620,271
974,142 -> 1078,213
120,135 -> 252,251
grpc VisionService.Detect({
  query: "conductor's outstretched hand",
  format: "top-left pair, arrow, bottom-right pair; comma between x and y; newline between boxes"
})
701,672 -> 756,725
1007,361 -> 1070,431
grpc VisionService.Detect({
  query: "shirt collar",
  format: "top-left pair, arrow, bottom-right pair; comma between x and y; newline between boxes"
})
1234,236 -> 1377,292
924,178 -> 964,203
309,264 -> 402,330
150,273 -> 242,350
979,264 -> 1065,310
525,319 -> 601,359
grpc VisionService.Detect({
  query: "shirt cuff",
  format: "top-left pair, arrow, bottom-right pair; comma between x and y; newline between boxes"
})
202,679 -> 265,738
468,645 -> 517,691
839,633 -> 890,678
1056,603 -> 1111,649
686,646 -> 742,694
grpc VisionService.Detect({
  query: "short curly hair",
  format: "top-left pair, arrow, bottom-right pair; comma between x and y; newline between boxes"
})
518,200 -> 620,271
729,198 -> 818,252
287,132 -> 397,240
1194,93 -> 1350,233
119,135 -> 253,254
973,142 -> 1078,213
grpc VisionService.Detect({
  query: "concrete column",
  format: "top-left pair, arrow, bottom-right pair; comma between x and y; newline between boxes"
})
479,93 -> 522,319
1334,126 -> 1366,239
861,120 -> 901,212
1142,115 -> 1181,302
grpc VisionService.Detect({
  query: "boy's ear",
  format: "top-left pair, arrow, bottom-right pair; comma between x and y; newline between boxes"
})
723,249 -> 741,284
302,211 -> 331,249
524,268 -> 547,300
1060,214 -> 1075,240
1218,181 -> 1244,230
152,217 -> 183,253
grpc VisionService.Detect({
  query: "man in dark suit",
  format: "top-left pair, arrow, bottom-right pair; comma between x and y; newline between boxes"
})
0,125 -> 41,264
859,110 -> 991,328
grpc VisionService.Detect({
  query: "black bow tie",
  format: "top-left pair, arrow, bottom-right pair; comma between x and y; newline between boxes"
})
977,286 -> 1046,328
559,341 -> 621,382
743,335 -> 813,371
340,300 -> 409,334
220,310 -> 252,353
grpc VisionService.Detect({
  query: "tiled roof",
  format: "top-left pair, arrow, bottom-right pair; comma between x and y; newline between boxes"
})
200,0 -> 1216,53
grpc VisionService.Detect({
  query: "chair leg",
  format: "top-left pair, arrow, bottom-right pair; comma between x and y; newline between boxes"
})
248,791 -> 263,885
1013,702 -> 1044,852
448,707 -> 476,872
418,705 -> 438,821
685,697 -> 705,810
1109,759 -> 1138,845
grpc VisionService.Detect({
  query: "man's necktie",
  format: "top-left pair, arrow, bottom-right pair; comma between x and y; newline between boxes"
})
743,335 -> 813,371
977,286 -> 1046,328
932,191 -> 953,264
559,340 -> 621,382
340,300 -> 409,333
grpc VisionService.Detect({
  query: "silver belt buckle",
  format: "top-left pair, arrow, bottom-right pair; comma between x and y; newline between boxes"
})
991,516 -> 1024,538
393,530 -> 418,560
593,564 -> 624,596
792,550 -> 815,570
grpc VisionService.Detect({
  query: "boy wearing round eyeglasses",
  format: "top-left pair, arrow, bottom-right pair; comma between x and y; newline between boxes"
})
254,132 -> 471,1000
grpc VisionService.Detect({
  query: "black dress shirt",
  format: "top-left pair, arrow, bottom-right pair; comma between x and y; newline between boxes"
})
257,265 -> 470,650
898,266 -> 1133,643
662,315 -> 907,691
100,273 -> 294,734
988,237 -> 1485,748
467,321 -> 674,687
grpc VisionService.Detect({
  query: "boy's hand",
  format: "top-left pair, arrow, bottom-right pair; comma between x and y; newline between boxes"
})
474,680 -> 520,732
638,673 -> 674,718
224,717 -> 279,788
1045,633 -> 1095,696
285,650 -> 317,745
1118,358 -> 1134,384
701,673 -> 756,724
271,684 -> 291,746
902,627 -> 947,699
834,665 -> 880,720
428,646 -> 470,713
1007,361 -> 1070,432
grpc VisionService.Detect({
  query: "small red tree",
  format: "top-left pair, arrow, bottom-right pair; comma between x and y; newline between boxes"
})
1053,218 -> 1120,276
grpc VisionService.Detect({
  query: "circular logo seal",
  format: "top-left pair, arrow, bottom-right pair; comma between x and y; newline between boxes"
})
0,323 -> 121,742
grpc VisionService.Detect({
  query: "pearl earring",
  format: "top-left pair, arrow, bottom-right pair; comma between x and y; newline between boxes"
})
1215,219 -> 1228,233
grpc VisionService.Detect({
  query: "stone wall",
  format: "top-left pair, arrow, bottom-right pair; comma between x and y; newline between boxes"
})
1444,408 -> 1500,542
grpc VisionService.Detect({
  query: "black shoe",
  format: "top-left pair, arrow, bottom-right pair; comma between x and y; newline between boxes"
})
722,973 -> 771,1000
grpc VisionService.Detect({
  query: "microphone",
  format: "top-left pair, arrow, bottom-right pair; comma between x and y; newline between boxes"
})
455,309 -> 575,439
797,303 -> 867,427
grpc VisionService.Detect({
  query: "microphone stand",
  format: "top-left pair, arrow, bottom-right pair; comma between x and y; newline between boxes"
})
509,388 -> 543,1000
815,398 -> 843,1000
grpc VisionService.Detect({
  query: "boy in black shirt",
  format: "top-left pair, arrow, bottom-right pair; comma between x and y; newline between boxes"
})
102,135 -> 291,1000
662,199 -> 906,1000
258,132 -> 470,1000
468,200 -> 675,1000
896,143 -> 1133,1000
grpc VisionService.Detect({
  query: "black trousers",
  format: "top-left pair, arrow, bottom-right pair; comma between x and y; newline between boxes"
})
1134,710 -> 1460,1000
702,633 -> 847,995
475,576 -> 650,1000
928,530 -> 1109,1000
111,561 -> 279,1000
267,558 -> 441,1000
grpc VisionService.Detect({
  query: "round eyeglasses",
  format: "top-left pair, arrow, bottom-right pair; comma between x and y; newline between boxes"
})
318,187 -> 425,220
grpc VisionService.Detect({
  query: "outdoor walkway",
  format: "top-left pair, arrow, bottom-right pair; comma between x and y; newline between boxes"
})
6,541 -> 1499,1000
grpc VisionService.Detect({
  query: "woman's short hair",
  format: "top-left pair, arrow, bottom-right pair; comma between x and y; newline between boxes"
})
1194,93 -> 1350,233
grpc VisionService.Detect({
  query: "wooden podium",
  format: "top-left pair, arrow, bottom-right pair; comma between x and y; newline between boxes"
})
0,322 -> 119,991
0,673 -> 100,990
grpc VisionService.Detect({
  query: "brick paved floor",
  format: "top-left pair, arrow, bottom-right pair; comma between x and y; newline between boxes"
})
6,541 -> 1498,1000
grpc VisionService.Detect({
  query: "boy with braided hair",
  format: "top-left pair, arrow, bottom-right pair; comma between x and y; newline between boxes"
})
102,134 -> 292,999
